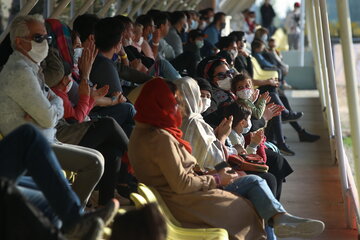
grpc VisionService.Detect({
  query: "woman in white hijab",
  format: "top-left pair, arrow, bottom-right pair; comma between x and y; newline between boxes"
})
176,77 -> 227,171
175,77 -> 325,239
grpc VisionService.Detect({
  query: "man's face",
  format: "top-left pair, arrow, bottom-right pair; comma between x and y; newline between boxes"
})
220,15 -> 226,26
16,20 -> 47,52
160,19 -> 170,37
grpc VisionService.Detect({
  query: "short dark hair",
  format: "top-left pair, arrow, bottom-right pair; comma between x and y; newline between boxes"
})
114,15 -> 133,29
136,14 -> 153,28
169,11 -> 186,25
213,12 -> 226,24
95,17 -> 124,52
222,102 -> 252,128
148,10 -> 169,28
199,8 -> 214,17
229,31 -> 245,42
73,14 -> 100,42
216,36 -> 236,50
231,72 -> 252,93
251,39 -> 264,52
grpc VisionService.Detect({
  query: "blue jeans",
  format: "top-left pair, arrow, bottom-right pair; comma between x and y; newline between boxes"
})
148,59 -> 181,80
90,102 -> 136,137
0,124 -> 82,229
224,175 -> 285,222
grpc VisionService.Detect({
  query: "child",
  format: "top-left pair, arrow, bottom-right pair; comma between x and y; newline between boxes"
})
231,72 -> 271,120
222,102 -> 264,155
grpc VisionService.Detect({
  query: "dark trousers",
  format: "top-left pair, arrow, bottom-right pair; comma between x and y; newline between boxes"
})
79,117 -> 128,205
0,124 -> 82,229
90,102 -> 136,137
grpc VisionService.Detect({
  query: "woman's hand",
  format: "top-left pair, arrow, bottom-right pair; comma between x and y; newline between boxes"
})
215,116 -> 233,144
111,91 -> 127,105
218,167 -> 239,186
258,91 -> 271,103
78,40 -> 98,80
250,129 -> 264,146
263,103 -> 284,121
90,84 -> 109,100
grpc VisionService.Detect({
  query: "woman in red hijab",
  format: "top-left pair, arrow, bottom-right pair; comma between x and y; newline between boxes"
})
128,77 -> 266,240
128,77 -> 325,240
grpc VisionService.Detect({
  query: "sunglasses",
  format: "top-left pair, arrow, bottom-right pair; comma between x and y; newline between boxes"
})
33,34 -> 52,44
23,34 -> 52,44
215,69 -> 235,80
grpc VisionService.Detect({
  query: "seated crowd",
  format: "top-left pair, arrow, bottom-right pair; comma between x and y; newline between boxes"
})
0,7 -> 324,240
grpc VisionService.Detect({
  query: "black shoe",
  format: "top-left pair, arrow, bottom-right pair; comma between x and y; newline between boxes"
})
282,112 -> 303,123
298,129 -> 320,142
277,143 -> 295,156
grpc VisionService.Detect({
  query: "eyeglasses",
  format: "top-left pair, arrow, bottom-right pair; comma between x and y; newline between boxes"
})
23,34 -> 52,44
214,69 -> 235,80
32,34 -> 52,44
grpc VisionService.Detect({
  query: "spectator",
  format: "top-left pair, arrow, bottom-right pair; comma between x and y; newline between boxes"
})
171,29 -> 205,77
0,14 -> 104,205
151,11 -> 175,61
229,31 -> 253,76
0,124 -> 119,240
285,2 -> 301,50
260,0 -> 276,35
165,11 -> 187,57
136,14 -> 157,60
204,12 -> 226,46
90,17 -> 136,136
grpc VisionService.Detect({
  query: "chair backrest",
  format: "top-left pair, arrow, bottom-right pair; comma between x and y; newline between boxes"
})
250,56 -> 278,80
130,192 -> 148,209
138,183 -> 182,227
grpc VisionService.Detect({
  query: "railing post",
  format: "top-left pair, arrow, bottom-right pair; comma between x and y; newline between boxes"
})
143,0 -> 160,15
49,0 -> 71,19
318,0 -> 351,228
128,0 -> 146,19
0,0 -> 38,44
98,0 -> 117,18
305,0 -> 327,120
116,0 -> 132,15
70,0 -> 96,28
336,0 -> 360,207
313,0 -> 335,155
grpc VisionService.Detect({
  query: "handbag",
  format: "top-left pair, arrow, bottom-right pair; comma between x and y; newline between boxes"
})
228,154 -> 269,172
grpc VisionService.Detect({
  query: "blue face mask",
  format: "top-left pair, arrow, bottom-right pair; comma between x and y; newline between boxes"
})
195,40 -> 204,49
191,20 -> 199,30
148,33 -> 153,41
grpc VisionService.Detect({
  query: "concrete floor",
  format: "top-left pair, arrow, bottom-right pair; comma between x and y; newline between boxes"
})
277,91 -> 358,240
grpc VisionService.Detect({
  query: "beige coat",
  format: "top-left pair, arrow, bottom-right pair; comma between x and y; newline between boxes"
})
128,123 -> 266,240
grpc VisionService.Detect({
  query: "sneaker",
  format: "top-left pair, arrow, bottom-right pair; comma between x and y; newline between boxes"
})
277,143 -> 295,156
64,217 -> 104,240
85,198 -> 119,226
282,111 -> 303,123
274,213 -> 325,238
299,129 -> 320,142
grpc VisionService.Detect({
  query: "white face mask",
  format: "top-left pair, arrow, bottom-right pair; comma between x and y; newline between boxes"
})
65,79 -> 73,93
229,49 -> 238,60
242,119 -> 252,134
209,17 -> 214,22
195,40 -> 204,49
261,35 -> 268,42
28,40 -> 49,63
201,97 -> 211,113
124,38 -> 132,46
236,88 -> 252,100
217,77 -> 232,91
136,36 -> 144,46
184,23 -> 189,32
73,48 -> 83,64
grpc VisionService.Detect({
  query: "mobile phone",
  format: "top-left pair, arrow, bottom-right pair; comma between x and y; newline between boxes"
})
214,161 -> 230,171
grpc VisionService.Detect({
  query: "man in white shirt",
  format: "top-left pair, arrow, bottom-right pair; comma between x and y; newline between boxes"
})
0,14 -> 104,206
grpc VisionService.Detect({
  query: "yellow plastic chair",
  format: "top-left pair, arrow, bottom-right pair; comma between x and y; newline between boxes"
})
137,183 -> 229,240
251,56 -> 278,81
130,192 -> 148,209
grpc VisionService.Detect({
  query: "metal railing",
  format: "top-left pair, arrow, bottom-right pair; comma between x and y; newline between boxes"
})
307,0 -> 360,232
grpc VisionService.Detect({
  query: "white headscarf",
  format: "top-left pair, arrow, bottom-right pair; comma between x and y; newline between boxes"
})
175,77 -> 226,170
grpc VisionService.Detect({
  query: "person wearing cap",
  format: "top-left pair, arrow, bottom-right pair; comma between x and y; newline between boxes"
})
171,29 -> 205,77
285,2 -> 301,50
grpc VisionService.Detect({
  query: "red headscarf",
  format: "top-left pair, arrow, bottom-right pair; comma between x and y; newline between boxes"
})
134,78 -> 192,154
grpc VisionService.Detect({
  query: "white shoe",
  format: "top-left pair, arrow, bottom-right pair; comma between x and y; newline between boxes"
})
273,214 -> 325,238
